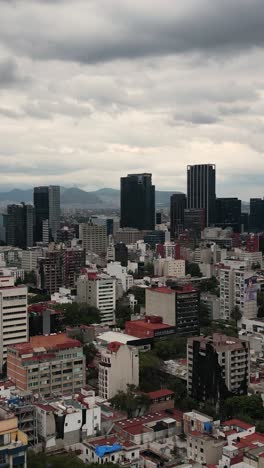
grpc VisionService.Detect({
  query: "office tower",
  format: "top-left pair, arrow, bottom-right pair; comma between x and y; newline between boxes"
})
0,214 -> 8,244
7,334 -> 85,397
120,173 -> 155,230
77,273 -> 116,325
48,185 -> 60,241
170,194 -> 186,237
187,334 -> 250,406
184,208 -> 205,234
187,164 -> 216,226
79,222 -> 107,255
6,203 -> 34,249
34,185 -> 60,242
115,241 -> 128,267
215,198 -> 241,233
250,198 -> 264,232
145,284 -> 199,335
38,250 -> 64,294
98,342 -> 139,399
0,275 -> 28,372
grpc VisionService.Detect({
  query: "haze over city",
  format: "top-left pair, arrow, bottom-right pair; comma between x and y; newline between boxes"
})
1,0 -> 264,198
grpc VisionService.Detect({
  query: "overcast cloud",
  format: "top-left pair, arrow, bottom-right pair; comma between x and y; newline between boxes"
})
1,0 -> 264,199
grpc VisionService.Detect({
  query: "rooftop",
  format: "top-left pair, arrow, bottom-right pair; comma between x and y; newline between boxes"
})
222,419 -> 255,430
97,331 -> 140,344
126,319 -> 173,331
145,389 -> 175,400
10,333 -> 82,355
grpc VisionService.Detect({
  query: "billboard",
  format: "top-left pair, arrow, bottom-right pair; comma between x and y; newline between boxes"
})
244,276 -> 257,302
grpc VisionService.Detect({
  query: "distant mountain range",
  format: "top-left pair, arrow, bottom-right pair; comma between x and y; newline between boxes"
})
0,187 -> 182,209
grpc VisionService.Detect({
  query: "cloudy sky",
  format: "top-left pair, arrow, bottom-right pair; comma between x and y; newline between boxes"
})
0,0 -> 264,199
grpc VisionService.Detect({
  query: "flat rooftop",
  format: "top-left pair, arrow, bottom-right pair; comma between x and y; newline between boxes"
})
97,331 -> 140,344
11,333 -> 82,355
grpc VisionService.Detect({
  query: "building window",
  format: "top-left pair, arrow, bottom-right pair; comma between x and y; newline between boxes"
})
200,448 -> 204,453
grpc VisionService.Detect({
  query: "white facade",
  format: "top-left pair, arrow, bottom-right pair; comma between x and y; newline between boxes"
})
0,277 -> 28,371
36,389 -> 101,449
77,273 -> 116,325
220,267 -> 257,320
98,343 -> 139,399
106,262 -> 133,292
21,249 -> 43,272
154,258 -> 185,278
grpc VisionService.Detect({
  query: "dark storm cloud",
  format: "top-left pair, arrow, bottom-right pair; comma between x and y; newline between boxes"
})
0,57 -> 27,87
1,0 -> 264,64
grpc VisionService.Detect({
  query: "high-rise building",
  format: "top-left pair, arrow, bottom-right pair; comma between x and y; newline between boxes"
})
79,222 -> 107,255
76,273 -> 116,325
250,198 -> 264,232
7,334 -> 85,397
0,275 -> 28,372
170,194 -> 186,237
120,173 -> 155,230
48,185 -> 60,242
98,342 -> 139,399
219,266 -> 257,321
34,185 -> 60,242
187,334 -> 250,406
6,203 -> 34,249
215,198 -> 241,233
184,208 -> 205,236
187,164 -> 216,226
145,284 -> 199,335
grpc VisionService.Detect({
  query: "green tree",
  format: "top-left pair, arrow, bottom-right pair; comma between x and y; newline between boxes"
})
83,343 -> 98,365
110,385 -> 150,418
231,305 -> 242,327
62,303 -> 101,327
130,287 -> 146,306
224,395 -> 264,420
139,351 -> 161,391
186,262 -> 202,277
115,304 -> 131,329
28,293 -> 51,304
28,452 -> 86,467
154,336 -> 187,360
24,270 -> 37,285
199,276 -> 219,294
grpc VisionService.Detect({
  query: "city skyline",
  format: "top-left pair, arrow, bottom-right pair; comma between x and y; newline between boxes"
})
0,1 -> 264,198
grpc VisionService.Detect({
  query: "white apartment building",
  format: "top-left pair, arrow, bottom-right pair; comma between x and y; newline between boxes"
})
154,258 -> 185,277
106,262 -> 133,292
0,276 -> 28,371
220,266 -> 257,320
79,223 -> 107,255
98,342 -> 139,399
77,273 -> 116,324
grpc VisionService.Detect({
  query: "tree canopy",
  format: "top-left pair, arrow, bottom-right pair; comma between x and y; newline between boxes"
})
110,385 -> 150,418
224,395 -> 264,420
56,303 -> 101,327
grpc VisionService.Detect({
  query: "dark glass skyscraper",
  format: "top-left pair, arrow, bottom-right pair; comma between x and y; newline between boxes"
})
170,193 -> 186,237
250,198 -> 264,232
120,173 -> 155,230
6,203 -> 34,249
187,164 -> 216,226
34,185 -> 60,242
215,197 -> 241,232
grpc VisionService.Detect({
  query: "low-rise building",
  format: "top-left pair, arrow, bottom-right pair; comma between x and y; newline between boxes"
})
0,407 -> 28,468
125,316 -> 175,339
142,389 -> 175,413
80,434 -> 140,467
183,410 -> 213,435
7,333 -> 85,397
187,431 -> 225,465
36,389 -> 101,451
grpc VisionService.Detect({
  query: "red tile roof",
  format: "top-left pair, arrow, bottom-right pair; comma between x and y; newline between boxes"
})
126,320 -> 173,331
146,389 -> 174,399
222,419 -> 254,430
